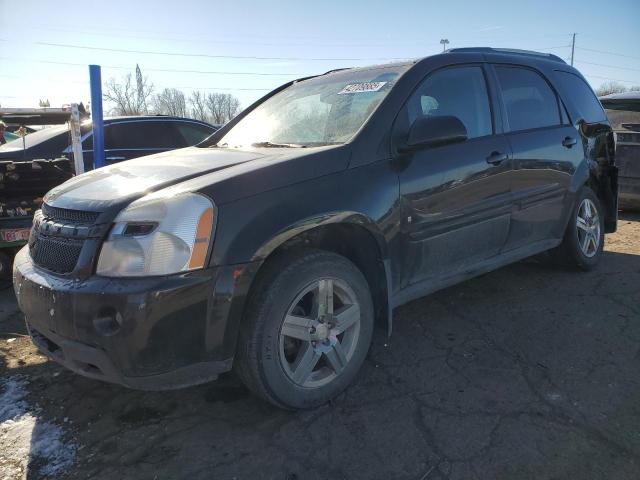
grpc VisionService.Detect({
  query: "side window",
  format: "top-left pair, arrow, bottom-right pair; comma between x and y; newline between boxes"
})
554,71 -> 607,123
104,122 -> 183,150
403,66 -> 493,139
495,66 -> 561,132
174,122 -> 214,146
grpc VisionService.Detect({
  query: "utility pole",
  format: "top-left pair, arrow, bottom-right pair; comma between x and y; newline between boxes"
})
570,33 -> 576,66
440,38 -> 450,52
89,65 -> 105,170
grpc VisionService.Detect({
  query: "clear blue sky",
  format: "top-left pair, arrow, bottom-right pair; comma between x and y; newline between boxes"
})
1,0 -> 639,110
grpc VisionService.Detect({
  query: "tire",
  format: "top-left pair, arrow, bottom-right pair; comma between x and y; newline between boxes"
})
552,186 -> 605,270
235,248 -> 374,410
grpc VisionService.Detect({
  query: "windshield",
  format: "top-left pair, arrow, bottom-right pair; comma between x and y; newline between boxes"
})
216,65 -> 409,148
0,125 -> 67,152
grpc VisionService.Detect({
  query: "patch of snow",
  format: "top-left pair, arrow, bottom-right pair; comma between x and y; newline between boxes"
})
546,391 -> 562,402
0,376 -> 76,479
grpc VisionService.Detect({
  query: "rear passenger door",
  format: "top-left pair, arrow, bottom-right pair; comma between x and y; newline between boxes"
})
103,120 -> 186,165
491,65 -> 582,250
395,65 -> 513,288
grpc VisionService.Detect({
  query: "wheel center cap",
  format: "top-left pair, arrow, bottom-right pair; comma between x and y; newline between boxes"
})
315,323 -> 330,341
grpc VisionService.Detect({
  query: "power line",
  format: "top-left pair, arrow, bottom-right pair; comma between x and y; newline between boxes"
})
531,45 -> 571,50
0,57 -> 306,76
8,26 -> 419,49
3,74 -> 274,92
141,85 -> 272,91
575,60 -> 640,73
585,74 -> 639,84
145,67 -> 301,76
575,47 -> 640,61
21,25 -> 578,46
35,42 -> 410,62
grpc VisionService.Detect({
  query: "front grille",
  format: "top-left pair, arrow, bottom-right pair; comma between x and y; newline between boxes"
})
30,234 -> 85,274
29,204 -> 103,274
41,203 -> 100,224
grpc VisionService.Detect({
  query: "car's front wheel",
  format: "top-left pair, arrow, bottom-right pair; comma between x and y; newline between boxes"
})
235,249 -> 374,409
553,186 -> 605,270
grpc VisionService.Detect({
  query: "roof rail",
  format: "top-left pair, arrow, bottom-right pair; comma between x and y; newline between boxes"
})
447,47 -> 566,64
323,67 -> 352,75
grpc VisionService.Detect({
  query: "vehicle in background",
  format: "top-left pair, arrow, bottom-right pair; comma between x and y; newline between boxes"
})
0,116 -> 217,276
3,131 -> 19,143
600,91 -> 640,210
14,48 -> 617,409
0,116 -> 218,170
5,125 -> 36,135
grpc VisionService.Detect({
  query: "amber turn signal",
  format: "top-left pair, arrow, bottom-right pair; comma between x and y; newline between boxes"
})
188,207 -> 214,269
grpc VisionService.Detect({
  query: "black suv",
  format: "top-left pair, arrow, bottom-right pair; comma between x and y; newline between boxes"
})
0,115 -> 217,169
13,48 -> 617,409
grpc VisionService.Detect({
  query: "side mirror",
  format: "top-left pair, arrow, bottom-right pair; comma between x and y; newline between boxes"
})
401,115 -> 467,152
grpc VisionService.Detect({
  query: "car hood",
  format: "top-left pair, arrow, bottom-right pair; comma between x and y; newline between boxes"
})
44,145 -> 349,213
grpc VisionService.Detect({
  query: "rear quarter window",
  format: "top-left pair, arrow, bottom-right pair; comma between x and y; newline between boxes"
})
174,122 -> 215,145
553,71 -> 607,123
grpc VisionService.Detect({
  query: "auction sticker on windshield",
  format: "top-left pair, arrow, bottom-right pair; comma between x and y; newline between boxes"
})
338,82 -> 387,94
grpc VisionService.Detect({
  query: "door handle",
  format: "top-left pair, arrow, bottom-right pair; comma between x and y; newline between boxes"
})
106,156 -> 126,161
486,151 -> 508,165
562,136 -> 577,148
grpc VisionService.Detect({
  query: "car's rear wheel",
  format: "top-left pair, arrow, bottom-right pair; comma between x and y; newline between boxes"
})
235,249 -> 374,410
553,186 -> 605,270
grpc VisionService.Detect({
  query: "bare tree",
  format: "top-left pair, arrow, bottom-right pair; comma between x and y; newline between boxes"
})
596,81 -> 627,97
104,69 -> 154,115
205,93 -> 241,124
153,88 -> 188,117
135,64 -> 147,113
224,94 -> 241,123
189,91 -> 210,122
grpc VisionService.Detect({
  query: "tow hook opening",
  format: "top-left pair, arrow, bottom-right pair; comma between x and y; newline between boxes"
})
93,307 -> 123,336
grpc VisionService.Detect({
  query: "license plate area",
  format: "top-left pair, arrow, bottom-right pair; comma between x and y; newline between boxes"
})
0,228 -> 30,243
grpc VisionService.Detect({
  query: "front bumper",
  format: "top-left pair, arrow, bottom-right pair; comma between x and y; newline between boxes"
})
13,246 -> 255,390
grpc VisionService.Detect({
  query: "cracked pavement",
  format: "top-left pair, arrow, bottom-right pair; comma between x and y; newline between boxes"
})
1,213 -> 639,479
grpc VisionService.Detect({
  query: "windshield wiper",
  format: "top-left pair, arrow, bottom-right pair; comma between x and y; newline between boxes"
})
251,141 -> 305,148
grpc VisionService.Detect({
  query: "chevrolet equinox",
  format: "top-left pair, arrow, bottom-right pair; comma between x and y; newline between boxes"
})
13,48 -> 618,409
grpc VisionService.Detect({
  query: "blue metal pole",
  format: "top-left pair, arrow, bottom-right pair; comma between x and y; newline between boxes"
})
89,65 -> 105,169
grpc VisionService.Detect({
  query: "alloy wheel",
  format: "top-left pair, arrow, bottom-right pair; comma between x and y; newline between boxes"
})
576,198 -> 601,258
278,278 -> 361,388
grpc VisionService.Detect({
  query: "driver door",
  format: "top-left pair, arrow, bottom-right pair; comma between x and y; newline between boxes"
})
394,65 -> 513,289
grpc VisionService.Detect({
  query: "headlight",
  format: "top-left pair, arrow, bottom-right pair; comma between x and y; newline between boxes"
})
96,192 -> 215,277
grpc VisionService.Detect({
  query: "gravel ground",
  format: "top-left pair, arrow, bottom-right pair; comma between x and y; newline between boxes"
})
1,213 -> 639,480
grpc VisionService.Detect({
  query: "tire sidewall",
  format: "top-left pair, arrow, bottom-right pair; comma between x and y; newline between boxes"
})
254,254 -> 374,409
